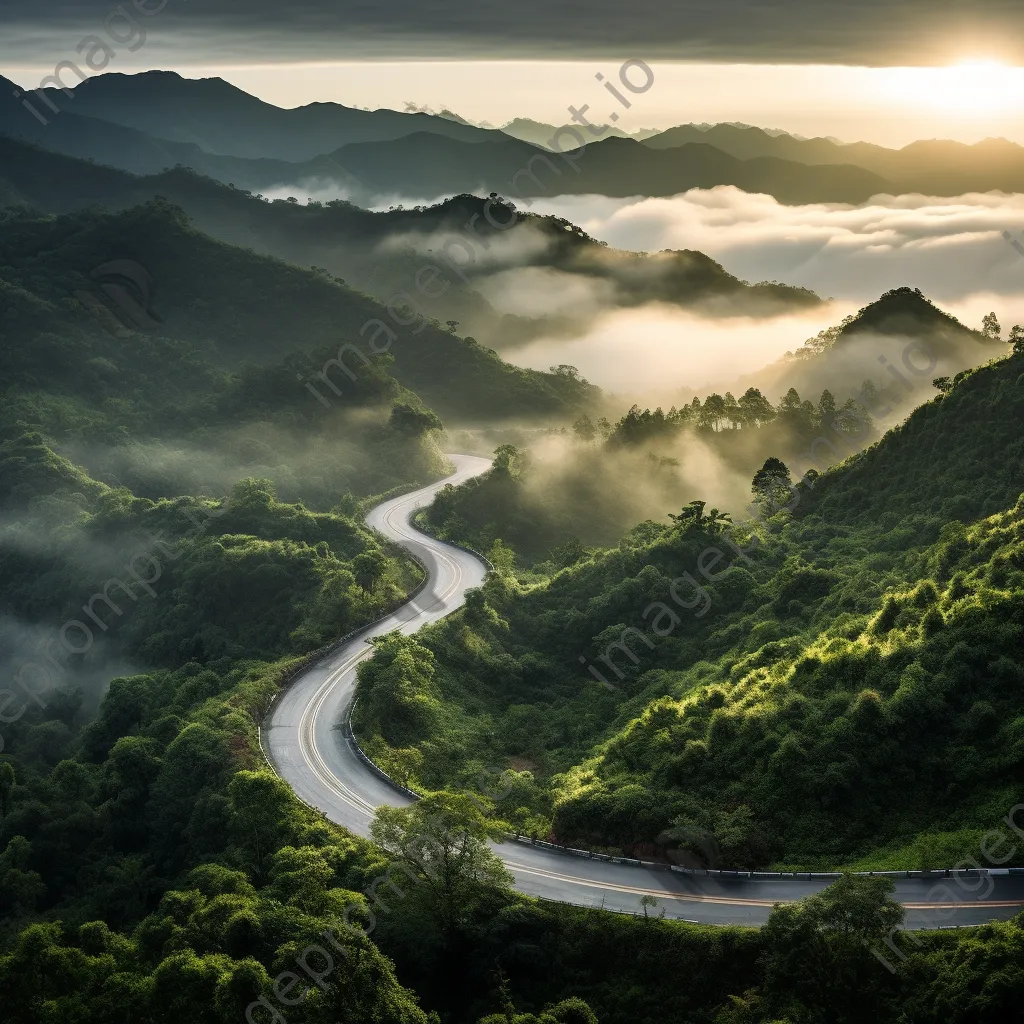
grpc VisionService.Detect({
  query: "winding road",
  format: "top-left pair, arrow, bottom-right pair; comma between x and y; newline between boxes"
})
263,454 -> 1024,929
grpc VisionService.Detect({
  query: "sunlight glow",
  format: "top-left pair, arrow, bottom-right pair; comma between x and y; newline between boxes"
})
878,61 -> 1024,114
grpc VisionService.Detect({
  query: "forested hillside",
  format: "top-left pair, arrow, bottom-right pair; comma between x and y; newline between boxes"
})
7,326 -> 1019,1024
2,439 -> 1022,1024
0,199 -> 590,430
364,347 -> 1024,868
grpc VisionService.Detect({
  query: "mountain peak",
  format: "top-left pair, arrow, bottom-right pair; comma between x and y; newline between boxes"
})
7,67 -> 245,99
837,286 -> 975,341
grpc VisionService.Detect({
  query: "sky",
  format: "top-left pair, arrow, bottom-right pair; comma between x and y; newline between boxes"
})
4,1 -> 1024,146
2,0 -> 1023,65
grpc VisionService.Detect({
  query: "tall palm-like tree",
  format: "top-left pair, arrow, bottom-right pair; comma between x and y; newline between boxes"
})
668,499 -> 706,525
668,501 -> 732,534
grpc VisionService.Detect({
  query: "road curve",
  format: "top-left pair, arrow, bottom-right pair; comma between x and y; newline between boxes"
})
263,454 -> 1024,928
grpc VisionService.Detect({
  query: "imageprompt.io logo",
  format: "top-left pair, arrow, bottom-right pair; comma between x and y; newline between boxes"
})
74,259 -> 162,337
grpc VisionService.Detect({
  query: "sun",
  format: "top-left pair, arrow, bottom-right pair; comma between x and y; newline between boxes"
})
879,60 -> 1024,114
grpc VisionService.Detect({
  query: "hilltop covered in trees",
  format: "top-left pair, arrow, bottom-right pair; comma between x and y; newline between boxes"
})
388,345 -> 1024,870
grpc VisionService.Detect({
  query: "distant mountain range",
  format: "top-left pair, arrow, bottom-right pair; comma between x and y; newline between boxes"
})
0,78 -> 889,205
504,120 -> 819,151
643,122 -> 1024,196
0,135 -> 820,353
500,117 -> 661,148
28,70 -> 496,158
5,70 -> 1024,207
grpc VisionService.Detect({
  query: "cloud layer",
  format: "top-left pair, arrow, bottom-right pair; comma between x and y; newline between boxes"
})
2,0 -> 1024,64
531,188 -> 1024,309
502,188 -> 1024,400
510,303 -> 852,397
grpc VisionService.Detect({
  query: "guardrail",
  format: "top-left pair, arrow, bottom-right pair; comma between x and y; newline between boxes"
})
411,512 -> 495,573
258,550 -> 432,769
259,482 -> 494,782
306,722 -> 1024,881
342,699 -> 420,801
501,833 -> 1024,878
258,473 -> 1024,881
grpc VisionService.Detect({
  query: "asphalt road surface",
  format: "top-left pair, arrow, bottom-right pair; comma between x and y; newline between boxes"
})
263,454 -> 1024,928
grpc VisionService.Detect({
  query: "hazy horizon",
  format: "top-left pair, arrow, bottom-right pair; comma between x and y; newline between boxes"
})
6,61 -> 1024,149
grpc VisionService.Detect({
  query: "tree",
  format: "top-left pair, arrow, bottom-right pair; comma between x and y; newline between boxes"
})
698,393 -> 727,431
834,397 -> 871,438
572,414 -> 596,443
797,323 -> 843,358
776,387 -> 815,434
659,813 -> 720,869
669,499 -> 706,527
352,550 -> 388,592
369,791 -> 512,934
777,387 -> 803,415
639,893 -> 658,918
355,633 -> 441,747
101,854 -> 157,926
738,387 -> 775,428
479,993 -> 598,1024
549,364 -> 581,381
751,458 -> 793,515
723,392 -> 741,429
713,804 -> 767,867
759,874 -> 905,1021
982,311 -> 1001,340
487,538 -> 516,575
545,999 -> 598,1024
0,761 -> 14,817
0,836 -> 45,914
265,844 -> 336,913
668,500 -> 732,534
550,537 -> 587,568
1010,324 -> 1024,355
932,376 -> 953,394
817,389 -> 837,428
703,508 -> 732,534
859,378 -> 881,411
389,402 -> 443,436
492,444 -> 526,475
226,770 -> 296,882
378,746 -> 424,788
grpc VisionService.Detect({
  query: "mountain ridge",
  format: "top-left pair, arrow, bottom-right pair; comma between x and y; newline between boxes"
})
0,134 -> 822,354
30,69 -> 500,158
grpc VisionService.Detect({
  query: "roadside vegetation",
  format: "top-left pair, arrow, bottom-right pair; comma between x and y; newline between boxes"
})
365,348 -> 1024,871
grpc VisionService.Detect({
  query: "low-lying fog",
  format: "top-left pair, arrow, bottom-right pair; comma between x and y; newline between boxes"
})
512,304 -> 852,394
508,188 -> 1024,395
529,187 -> 1024,307
268,184 -> 1024,401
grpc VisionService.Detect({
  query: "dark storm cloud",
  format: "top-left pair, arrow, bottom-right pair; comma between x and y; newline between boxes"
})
0,0 -> 1019,65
